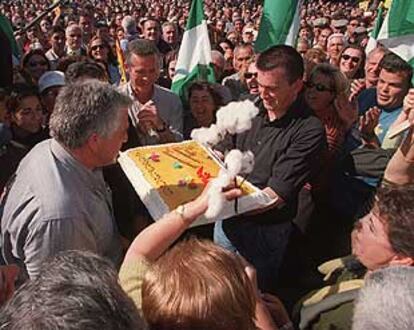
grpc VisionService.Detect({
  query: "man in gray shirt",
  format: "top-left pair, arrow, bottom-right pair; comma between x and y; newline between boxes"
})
111,39 -> 184,238
119,39 -> 183,147
1,81 -> 132,280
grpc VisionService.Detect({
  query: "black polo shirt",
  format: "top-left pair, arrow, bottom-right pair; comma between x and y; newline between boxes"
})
217,96 -> 326,227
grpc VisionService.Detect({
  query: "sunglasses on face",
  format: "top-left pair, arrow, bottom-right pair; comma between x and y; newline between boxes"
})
91,44 -> 106,51
244,72 -> 258,79
341,54 -> 360,64
305,81 -> 333,92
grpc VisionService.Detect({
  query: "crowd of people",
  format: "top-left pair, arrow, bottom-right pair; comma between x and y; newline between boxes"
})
1,0 -> 414,329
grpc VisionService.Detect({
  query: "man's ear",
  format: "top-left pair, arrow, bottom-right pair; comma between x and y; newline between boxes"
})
292,78 -> 304,95
85,132 -> 100,153
389,255 -> 414,267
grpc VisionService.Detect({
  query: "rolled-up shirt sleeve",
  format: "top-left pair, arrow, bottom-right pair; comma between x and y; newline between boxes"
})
23,217 -> 98,279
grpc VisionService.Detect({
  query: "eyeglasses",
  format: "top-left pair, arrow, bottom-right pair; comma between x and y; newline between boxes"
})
244,72 -> 258,79
341,54 -> 360,64
305,81 -> 333,93
28,61 -> 48,67
91,44 -> 106,51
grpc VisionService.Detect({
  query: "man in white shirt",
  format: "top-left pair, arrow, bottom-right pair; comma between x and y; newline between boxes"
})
45,26 -> 66,69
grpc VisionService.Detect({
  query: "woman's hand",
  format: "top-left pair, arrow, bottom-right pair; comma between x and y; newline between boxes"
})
190,181 -> 242,220
349,78 -> 366,102
335,92 -> 358,130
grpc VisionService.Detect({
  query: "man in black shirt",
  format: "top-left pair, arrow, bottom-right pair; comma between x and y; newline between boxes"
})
214,45 -> 326,293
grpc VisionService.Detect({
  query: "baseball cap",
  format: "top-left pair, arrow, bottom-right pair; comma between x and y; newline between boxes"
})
38,71 -> 65,94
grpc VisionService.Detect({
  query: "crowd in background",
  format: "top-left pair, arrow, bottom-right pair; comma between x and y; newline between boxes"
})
1,0 -> 414,329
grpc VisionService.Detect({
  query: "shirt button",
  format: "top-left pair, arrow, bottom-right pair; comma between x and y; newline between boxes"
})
257,140 -> 261,145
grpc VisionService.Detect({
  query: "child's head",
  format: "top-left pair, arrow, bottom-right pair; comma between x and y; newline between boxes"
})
142,238 -> 257,330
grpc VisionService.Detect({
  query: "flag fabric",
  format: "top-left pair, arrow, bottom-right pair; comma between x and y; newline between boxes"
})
365,6 -> 384,54
255,0 -> 301,53
171,0 -> 215,105
115,38 -> 127,84
359,1 -> 370,11
376,0 -> 414,80
0,14 -> 20,58
384,0 -> 392,10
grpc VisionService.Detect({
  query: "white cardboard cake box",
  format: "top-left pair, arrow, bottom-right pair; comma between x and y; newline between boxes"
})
118,140 -> 273,227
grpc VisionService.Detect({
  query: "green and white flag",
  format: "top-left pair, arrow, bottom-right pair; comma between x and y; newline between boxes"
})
365,6 -> 384,54
376,0 -> 414,76
171,0 -> 215,105
0,14 -> 20,58
255,0 -> 302,53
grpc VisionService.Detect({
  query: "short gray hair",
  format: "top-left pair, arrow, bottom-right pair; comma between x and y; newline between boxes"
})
65,24 -> 81,36
367,45 -> 387,60
49,80 -> 132,149
327,33 -> 345,48
211,50 -> 225,68
121,15 -> 137,35
353,266 -> 414,330
126,39 -> 160,65
162,21 -> 177,32
234,43 -> 254,58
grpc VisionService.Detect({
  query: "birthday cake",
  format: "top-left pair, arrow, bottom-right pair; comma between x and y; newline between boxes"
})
118,140 -> 273,227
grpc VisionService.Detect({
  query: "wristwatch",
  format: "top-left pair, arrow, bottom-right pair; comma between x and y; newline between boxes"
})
155,121 -> 167,133
176,204 -> 188,222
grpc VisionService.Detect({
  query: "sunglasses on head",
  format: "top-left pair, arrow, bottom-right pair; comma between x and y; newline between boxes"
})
305,81 -> 333,92
341,54 -> 360,63
244,72 -> 258,79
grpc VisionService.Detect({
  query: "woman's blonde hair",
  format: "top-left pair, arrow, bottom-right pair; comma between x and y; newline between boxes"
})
142,238 -> 257,330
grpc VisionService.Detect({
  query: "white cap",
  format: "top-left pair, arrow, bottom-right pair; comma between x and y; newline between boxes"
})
38,71 -> 65,94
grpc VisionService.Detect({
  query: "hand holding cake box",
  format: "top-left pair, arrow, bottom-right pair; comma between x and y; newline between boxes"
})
118,100 -> 275,227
